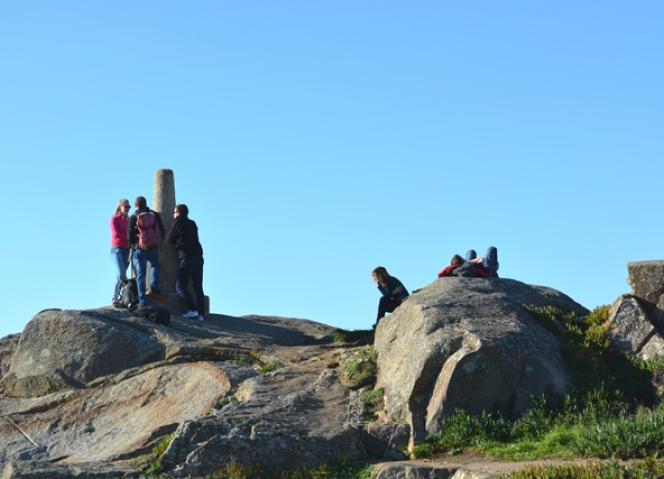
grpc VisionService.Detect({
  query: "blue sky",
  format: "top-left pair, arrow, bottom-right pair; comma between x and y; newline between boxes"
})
1,2 -> 662,338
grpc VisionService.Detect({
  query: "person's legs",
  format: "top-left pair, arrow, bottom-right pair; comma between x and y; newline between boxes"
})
111,248 -> 129,301
483,246 -> 499,277
175,257 -> 196,311
375,296 -> 399,326
146,248 -> 160,292
465,249 -> 477,261
191,256 -> 205,316
132,249 -> 148,304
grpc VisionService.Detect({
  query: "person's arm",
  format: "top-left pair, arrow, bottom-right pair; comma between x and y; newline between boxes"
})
127,215 -> 137,247
387,277 -> 407,299
168,218 -> 181,246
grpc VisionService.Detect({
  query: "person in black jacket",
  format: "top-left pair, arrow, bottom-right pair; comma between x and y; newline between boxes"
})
168,204 -> 206,320
372,266 -> 409,328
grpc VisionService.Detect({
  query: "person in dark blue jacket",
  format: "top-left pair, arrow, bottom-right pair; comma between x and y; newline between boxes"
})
372,266 -> 409,327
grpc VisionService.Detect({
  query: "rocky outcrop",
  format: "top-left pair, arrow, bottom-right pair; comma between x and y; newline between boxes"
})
627,261 -> 664,306
0,310 -> 166,397
607,262 -> 664,360
607,295 -> 664,359
0,275 -> 594,477
0,361 -> 247,467
0,308 -> 408,477
374,278 -> 587,447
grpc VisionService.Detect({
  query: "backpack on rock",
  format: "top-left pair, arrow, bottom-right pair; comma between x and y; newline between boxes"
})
114,279 -> 139,310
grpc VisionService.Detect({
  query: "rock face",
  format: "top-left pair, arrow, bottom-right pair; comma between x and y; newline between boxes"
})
0,309 -> 165,397
1,276 -> 590,477
0,361 -> 237,467
1,308 -> 408,477
627,261 -> 664,305
608,295 -> 661,358
607,262 -> 664,360
374,278 -> 587,446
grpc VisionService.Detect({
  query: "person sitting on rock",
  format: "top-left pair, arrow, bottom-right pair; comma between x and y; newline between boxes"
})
438,247 -> 499,278
372,266 -> 409,327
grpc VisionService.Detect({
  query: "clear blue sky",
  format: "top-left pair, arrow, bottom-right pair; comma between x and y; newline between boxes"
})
1,2 -> 663,338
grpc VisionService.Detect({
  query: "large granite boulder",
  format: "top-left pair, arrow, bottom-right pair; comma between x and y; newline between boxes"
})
607,295 -> 664,359
0,361 -> 242,469
0,310 -> 166,397
627,260 -> 664,305
374,277 -> 587,446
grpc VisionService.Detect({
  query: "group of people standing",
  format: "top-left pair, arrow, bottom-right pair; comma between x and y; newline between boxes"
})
372,246 -> 499,327
110,196 -> 206,320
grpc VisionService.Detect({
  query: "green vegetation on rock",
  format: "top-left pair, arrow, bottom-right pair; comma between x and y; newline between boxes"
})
413,306 -> 664,461
340,347 -> 377,390
138,433 -> 174,478
333,329 -> 374,345
361,387 -> 384,421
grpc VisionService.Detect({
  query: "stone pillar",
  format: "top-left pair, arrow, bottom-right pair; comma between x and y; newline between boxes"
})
153,169 -> 178,294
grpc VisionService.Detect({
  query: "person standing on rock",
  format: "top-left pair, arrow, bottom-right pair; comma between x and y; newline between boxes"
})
168,204 -> 205,320
110,198 -> 131,307
127,196 -> 165,307
372,266 -> 409,327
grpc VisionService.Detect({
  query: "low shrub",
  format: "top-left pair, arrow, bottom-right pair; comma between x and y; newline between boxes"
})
340,347 -> 377,390
361,387 -> 384,421
334,329 -> 374,344
259,360 -> 282,374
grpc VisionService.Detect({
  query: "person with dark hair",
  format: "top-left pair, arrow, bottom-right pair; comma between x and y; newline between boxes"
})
437,254 -> 464,277
127,196 -> 165,306
110,198 -> 131,307
372,266 -> 409,327
168,203 -> 205,320
438,247 -> 499,278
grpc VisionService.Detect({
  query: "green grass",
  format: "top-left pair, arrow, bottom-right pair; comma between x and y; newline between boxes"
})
206,460 -> 372,479
260,360 -> 282,374
505,457 -> 664,479
138,433 -> 175,478
416,388 -> 664,461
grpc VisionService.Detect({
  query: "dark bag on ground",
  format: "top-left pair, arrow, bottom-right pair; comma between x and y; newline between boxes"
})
131,305 -> 171,326
116,279 -> 139,310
